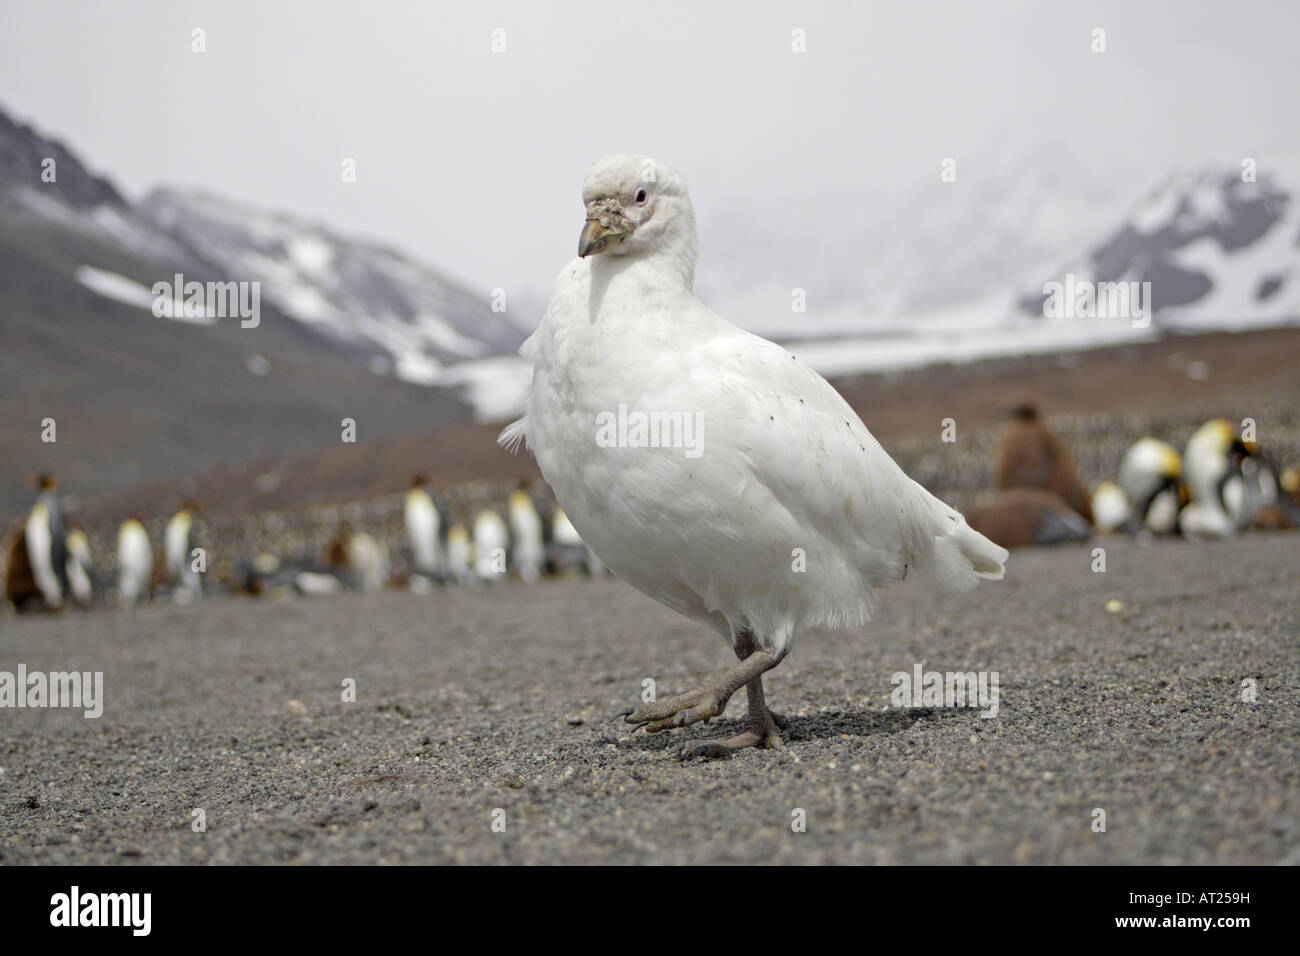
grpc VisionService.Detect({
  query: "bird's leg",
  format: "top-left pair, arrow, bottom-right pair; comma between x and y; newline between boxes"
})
679,672 -> 786,759
618,649 -> 781,735
732,627 -> 787,732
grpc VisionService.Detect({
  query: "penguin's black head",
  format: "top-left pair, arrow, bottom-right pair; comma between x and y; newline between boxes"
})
1229,438 -> 1255,469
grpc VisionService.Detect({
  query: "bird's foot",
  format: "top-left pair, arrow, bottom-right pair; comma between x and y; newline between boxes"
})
678,707 -> 785,760
615,680 -> 733,733
611,650 -> 784,751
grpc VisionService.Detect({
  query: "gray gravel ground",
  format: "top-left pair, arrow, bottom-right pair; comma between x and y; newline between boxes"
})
1,533 -> 1296,865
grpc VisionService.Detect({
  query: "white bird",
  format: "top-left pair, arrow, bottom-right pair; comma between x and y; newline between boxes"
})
501,154 -> 1007,756
405,476 -> 445,581
507,487 -> 546,583
117,516 -> 153,607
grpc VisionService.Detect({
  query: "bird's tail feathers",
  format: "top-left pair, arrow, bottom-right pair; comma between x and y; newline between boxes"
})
920,513 -> 1008,593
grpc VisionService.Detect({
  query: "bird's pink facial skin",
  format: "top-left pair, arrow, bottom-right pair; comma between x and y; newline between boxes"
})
578,195 -> 640,258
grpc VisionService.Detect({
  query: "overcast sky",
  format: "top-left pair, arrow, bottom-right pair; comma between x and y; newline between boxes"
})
3,0 -> 1297,305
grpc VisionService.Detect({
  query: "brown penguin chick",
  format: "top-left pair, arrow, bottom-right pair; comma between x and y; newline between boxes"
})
3,519 -> 41,611
967,488 -> 1092,550
324,527 -> 351,570
993,403 -> 1093,524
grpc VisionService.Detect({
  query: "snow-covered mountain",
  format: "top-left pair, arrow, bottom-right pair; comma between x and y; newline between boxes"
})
696,147 -> 1130,340
1021,161 -> 1300,329
0,104 -> 531,431
0,105 -> 482,516
138,189 -> 527,385
751,156 -> 1300,380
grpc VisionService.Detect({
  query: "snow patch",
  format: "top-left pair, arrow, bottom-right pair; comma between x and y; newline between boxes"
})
74,265 -> 215,324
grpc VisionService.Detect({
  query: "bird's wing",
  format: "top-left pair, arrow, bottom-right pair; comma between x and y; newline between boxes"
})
675,317 -> 1003,591
499,258 -> 592,455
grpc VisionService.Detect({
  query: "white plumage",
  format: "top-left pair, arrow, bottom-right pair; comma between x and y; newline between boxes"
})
500,155 -> 1006,753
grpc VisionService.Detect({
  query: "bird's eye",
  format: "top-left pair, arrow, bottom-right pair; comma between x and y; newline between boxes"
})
635,188 -> 648,205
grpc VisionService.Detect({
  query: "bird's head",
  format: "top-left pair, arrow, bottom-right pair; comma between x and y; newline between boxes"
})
578,154 -> 695,261
1194,418 -> 1256,470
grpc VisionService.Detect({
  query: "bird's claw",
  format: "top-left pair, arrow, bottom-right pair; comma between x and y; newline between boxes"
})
619,686 -> 728,734
677,722 -> 786,760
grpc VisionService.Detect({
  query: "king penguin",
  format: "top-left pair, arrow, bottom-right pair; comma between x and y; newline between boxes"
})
25,473 -> 68,610
164,499 -> 203,603
65,521 -> 94,607
117,515 -> 154,607
1179,419 -> 1257,537
1117,437 -> 1186,534
472,508 -> 509,583
325,524 -> 389,593
507,483 -> 546,583
549,506 -> 604,577
446,521 -> 474,585
1252,463 -> 1300,529
404,474 -> 446,582
1090,481 -> 1132,534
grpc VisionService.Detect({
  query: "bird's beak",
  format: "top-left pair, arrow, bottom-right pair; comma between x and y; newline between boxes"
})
579,219 -> 624,258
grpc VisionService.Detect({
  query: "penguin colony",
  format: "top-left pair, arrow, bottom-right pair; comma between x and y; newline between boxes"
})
968,406 -> 1299,549
5,411 -> 1296,611
2,473 -> 606,613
